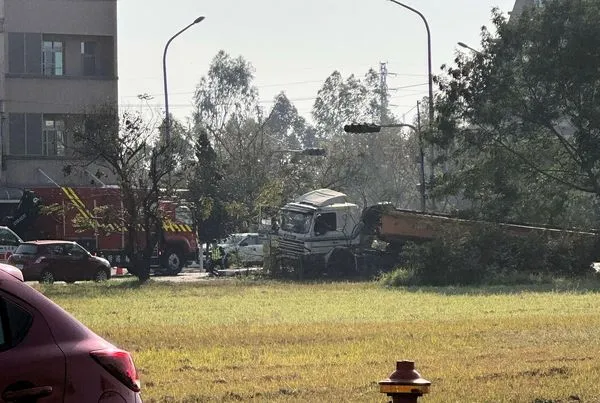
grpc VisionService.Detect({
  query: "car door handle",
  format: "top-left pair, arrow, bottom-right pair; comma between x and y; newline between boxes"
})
2,386 -> 53,401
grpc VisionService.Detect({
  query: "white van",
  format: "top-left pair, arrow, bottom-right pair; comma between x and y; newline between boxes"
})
0,226 -> 23,262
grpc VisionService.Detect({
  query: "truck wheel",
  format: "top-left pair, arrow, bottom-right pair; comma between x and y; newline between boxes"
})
39,271 -> 55,284
163,249 -> 183,275
326,249 -> 356,278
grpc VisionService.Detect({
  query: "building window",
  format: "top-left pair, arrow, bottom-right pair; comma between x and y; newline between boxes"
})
81,41 -> 97,76
43,118 -> 65,156
42,41 -> 64,76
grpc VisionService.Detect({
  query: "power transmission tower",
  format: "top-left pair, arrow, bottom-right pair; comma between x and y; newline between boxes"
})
379,62 -> 389,124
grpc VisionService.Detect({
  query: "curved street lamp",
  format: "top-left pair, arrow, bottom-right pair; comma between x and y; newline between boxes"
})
387,1 -> 435,210
162,16 -> 205,143
458,41 -> 482,55
387,1 -> 433,128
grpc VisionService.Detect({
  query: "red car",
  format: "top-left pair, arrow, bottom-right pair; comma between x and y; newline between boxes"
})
0,264 -> 142,402
8,240 -> 112,284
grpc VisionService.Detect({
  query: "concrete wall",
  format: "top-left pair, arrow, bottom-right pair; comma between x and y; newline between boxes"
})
4,0 -> 116,36
3,157 -> 116,187
5,78 -> 117,114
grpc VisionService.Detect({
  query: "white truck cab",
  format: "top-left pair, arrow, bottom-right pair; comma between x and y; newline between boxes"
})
280,189 -> 362,239
277,189 -> 363,274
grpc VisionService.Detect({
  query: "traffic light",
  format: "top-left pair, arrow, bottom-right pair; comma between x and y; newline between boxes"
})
343,123 -> 382,133
301,148 -> 327,156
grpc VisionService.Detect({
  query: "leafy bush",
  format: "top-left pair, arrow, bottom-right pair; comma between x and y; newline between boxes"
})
396,225 -> 597,286
378,267 -> 419,287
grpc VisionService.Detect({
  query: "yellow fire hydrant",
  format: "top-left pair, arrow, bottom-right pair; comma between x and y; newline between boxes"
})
379,360 -> 431,403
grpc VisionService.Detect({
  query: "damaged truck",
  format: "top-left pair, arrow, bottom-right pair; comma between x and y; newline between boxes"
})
268,188 -> 597,278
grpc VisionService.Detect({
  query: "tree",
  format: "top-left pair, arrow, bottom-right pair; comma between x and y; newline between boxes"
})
190,52 -> 329,232
191,51 -> 273,230
258,93 -> 324,202
193,50 -> 260,159
157,116 -> 195,189
188,126 -> 226,243
264,92 -> 308,150
66,105 -> 179,281
313,70 -> 382,139
435,0 -> 600,228
311,69 -> 421,208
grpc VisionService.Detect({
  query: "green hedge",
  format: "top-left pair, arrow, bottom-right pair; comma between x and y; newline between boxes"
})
384,225 -> 598,286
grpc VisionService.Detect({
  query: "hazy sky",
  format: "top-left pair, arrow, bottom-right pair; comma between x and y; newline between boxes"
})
117,0 -> 517,125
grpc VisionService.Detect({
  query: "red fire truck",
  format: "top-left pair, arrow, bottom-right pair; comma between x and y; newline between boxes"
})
7,186 -> 198,275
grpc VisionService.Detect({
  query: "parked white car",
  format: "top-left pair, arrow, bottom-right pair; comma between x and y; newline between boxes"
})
219,233 -> 263,267
0,226 -> 23,262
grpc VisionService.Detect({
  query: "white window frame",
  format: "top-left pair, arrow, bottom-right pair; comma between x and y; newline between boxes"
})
42,118 -> 65,156
42,41 -> 64,76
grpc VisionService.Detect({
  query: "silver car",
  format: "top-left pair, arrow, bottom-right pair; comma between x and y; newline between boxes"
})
219,233 -> 263,267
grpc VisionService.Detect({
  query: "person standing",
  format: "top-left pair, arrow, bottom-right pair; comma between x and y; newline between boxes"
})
208,240 -> 223,276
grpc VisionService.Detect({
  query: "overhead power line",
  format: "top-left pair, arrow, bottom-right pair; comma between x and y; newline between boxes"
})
388,82 -> 429,91
387,72 -> 427,77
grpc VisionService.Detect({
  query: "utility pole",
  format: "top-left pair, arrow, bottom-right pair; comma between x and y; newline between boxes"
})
416,102 -> 426,212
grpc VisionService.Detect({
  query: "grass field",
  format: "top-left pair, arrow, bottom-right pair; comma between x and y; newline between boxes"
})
37,278 -> 600,402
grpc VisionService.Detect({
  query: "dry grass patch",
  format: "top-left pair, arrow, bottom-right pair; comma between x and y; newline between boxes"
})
37,279 -> 600,402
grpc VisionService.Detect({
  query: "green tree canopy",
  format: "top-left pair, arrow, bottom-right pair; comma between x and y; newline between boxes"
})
435,0 -> 600,228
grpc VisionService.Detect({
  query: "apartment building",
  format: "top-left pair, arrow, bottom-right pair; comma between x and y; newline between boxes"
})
0,0 -> 117,190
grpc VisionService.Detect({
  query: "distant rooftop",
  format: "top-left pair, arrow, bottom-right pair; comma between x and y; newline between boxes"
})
509,0 -> 545,22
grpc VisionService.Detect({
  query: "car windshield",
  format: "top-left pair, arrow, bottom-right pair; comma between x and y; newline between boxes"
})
15,244 -> 37,255
280,210 -> 313,234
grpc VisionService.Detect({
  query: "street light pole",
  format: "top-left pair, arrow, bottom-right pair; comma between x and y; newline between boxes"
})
387,1 -> 433,130
387,1 -> 435,209
457,41 -> 482,55
162,16 -> 205,144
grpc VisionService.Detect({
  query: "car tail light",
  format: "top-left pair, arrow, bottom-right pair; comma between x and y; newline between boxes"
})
90,349 -> 140,392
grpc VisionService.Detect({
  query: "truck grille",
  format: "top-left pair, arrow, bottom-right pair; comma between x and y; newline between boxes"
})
277,238 -> 305,257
